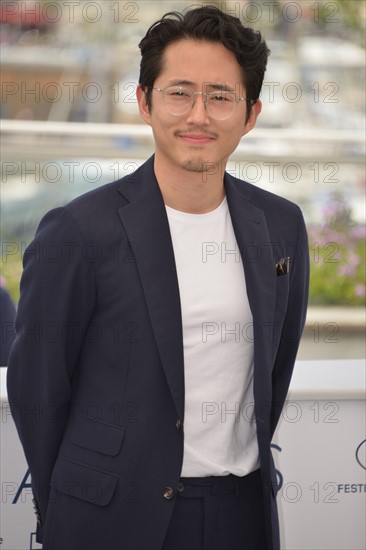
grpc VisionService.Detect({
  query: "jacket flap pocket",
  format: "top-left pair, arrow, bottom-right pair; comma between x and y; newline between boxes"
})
51,456 -> 118,506
70,418 -> 125,456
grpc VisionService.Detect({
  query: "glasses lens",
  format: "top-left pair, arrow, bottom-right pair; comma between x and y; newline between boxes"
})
207,91 -> 236,120
163,86 -> 192,116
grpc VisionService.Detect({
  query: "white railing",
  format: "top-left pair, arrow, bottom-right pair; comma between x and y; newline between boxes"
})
1,119 -> 365,162
2,119 -> 365,141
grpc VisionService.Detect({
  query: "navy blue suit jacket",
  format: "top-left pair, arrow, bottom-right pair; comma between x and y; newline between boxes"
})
0,287 -> 16,366
7,155 -> 309,550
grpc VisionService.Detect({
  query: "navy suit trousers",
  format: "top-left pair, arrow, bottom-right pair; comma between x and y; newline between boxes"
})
161,469 -> 267,550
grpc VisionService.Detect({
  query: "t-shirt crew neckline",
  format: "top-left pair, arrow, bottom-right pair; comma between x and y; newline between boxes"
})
165,197 -> 228,223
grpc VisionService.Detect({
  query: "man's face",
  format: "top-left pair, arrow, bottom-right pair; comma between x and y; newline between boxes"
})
137,39 -> 262,175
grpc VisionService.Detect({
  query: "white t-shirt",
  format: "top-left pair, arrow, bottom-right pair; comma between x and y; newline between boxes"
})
165,197 -> 259,477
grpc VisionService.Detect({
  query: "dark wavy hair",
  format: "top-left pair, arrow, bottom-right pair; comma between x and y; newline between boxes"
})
138,5 -> 270,121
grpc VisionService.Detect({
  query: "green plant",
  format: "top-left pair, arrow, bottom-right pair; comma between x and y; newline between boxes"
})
308,191 -> 365,306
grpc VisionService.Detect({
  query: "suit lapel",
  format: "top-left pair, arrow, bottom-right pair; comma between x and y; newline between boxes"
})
117,157 -> 184,421
225,174 -> 277,394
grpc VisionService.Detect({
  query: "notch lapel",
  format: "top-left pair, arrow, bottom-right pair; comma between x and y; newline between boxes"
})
225,174 -> 277,395
117,158 -> 184,421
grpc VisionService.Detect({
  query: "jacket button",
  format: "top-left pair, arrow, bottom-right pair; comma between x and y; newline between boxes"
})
177,482 -> 184,492
176,419 -> 181,430
163,487 -> 175,500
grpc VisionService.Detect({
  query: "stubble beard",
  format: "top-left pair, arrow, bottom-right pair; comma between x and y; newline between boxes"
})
181,156 -> 209,173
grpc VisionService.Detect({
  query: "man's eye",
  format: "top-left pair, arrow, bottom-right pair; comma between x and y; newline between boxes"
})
168,88 -> 190,98
212,94 -> 226,102
210,93 -> 232,102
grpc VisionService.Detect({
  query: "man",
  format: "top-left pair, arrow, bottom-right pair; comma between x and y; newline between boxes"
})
7,6 -> 309,550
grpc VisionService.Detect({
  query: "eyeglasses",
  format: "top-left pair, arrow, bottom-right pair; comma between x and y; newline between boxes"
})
151,86 -> 249,120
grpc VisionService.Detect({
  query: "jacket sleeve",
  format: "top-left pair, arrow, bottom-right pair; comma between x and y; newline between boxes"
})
270,208 -> 309,438
0,287 -> 16,366
6,206 -> 97,542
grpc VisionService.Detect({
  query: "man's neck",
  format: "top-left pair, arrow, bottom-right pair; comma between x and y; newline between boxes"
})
154,158 -> 226,214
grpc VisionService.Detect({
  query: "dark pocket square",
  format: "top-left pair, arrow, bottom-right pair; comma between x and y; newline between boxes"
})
276,257 -> 290,276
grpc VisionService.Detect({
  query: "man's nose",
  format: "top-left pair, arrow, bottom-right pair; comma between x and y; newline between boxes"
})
185,93 -> 210,125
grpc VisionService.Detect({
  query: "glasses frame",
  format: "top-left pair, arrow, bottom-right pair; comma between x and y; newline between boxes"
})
151,86 -> 250,119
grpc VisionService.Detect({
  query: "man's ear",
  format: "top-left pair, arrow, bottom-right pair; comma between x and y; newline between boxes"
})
136,85 -> 151,125
242,99 -> 262,137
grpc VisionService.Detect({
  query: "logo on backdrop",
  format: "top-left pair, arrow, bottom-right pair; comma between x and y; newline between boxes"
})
337,438 -> 366,494
270,443 -> 283,490
355,439 -> 366,470
30,531 -> 42,550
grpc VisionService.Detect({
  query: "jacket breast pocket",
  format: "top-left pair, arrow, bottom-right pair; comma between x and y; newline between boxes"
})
274,273 -> 290,319
276,271 -> 290,288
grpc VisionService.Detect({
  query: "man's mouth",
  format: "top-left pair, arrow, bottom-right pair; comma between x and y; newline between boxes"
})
177,133 -> 216,145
